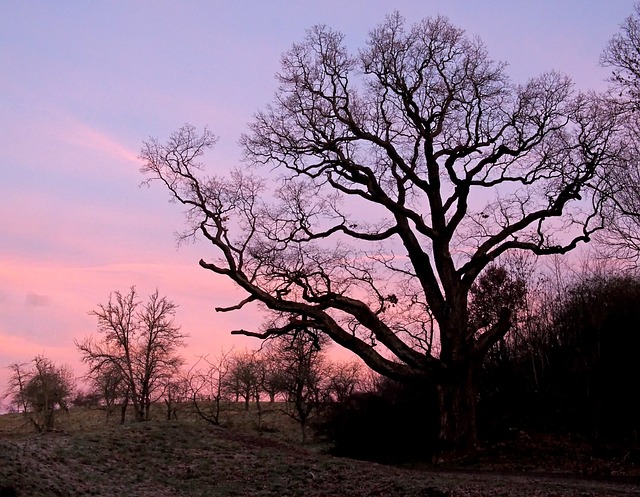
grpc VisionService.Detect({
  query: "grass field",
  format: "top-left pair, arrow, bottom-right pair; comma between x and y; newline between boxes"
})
1,403 -> 639,496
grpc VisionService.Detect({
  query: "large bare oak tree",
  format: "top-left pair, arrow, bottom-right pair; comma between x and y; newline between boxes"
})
140,14 -> 622,455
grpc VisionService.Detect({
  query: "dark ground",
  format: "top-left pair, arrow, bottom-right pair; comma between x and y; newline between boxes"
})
0,409 -> 639,496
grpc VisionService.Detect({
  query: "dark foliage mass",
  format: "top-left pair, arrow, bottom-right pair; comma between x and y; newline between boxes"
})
478,274 -> 640,446
324,272 -> 640,463
324,378 -> 439,462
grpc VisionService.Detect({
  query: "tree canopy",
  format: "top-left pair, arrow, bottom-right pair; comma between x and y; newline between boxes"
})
598,4 -> 640,267
140,13 -> 624,455
76,287 -> 187,422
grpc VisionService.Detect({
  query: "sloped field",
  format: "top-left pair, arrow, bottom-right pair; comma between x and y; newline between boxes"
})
1,413 -> 639,497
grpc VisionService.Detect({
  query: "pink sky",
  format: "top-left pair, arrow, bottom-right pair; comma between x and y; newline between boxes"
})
0,1 -> 635,404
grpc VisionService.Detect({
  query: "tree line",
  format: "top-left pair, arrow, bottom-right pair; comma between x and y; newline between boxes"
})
2,286 -> 366,443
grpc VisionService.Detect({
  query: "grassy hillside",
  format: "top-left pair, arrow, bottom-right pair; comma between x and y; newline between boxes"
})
1,405 -> 639,496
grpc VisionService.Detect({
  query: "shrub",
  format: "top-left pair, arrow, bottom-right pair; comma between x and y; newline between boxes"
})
323,378 -> 439,463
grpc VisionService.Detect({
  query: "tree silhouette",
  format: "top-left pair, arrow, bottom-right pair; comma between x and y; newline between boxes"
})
141,13 -> 622,455
598,4 -> 640,266
263,331 -> 327,443
76,287 -> 187,422
4,356 -> 75,432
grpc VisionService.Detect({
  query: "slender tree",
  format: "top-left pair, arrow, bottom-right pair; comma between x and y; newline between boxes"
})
3,362 -> 30,414
187,350 -> 233,426
140,14 -> 622,455
88,362 -> 128,421
223,350 -> 261,411
264,331 -> 327,443
160,372 -> 189,421
259,348 -> 289,403
325,360 -> 364,403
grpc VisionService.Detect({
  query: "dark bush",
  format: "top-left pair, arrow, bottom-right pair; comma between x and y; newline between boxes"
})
323,378 -> 439,463
71,391 -> 102,409
477,274 -> 640,447
0,485 -> 17,497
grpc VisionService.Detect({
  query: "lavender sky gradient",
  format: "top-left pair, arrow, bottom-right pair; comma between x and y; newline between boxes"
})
0,1 -> 636,403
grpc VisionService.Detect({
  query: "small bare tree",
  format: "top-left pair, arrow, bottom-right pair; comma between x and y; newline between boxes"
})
88,362 -> 128,421
76,287 -> 187,422
3,362 -> 30,414
326,360 -> 364,403
160,371 -> 189,421
259,348 -> 289,403
223,350 -> 262,411
187,350 -> 233,426
264,330 -> 327,443
4,356 -> 75,432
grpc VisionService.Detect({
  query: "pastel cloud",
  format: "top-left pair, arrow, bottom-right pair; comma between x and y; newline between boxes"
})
61,122 -> 141,169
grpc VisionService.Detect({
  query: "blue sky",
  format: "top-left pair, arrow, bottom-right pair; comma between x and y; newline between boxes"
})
0,0 -> 636,401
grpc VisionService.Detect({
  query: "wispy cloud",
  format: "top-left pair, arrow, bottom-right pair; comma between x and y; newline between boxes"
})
62,122 -> 140,166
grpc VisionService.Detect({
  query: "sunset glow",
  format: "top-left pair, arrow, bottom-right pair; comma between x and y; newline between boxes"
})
1,1 -> 636,403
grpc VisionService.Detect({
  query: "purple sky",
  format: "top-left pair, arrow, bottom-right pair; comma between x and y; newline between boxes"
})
0,1 -> 635,403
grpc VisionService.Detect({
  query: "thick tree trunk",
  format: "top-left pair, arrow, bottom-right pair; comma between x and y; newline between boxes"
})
436,363 -> 479,459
